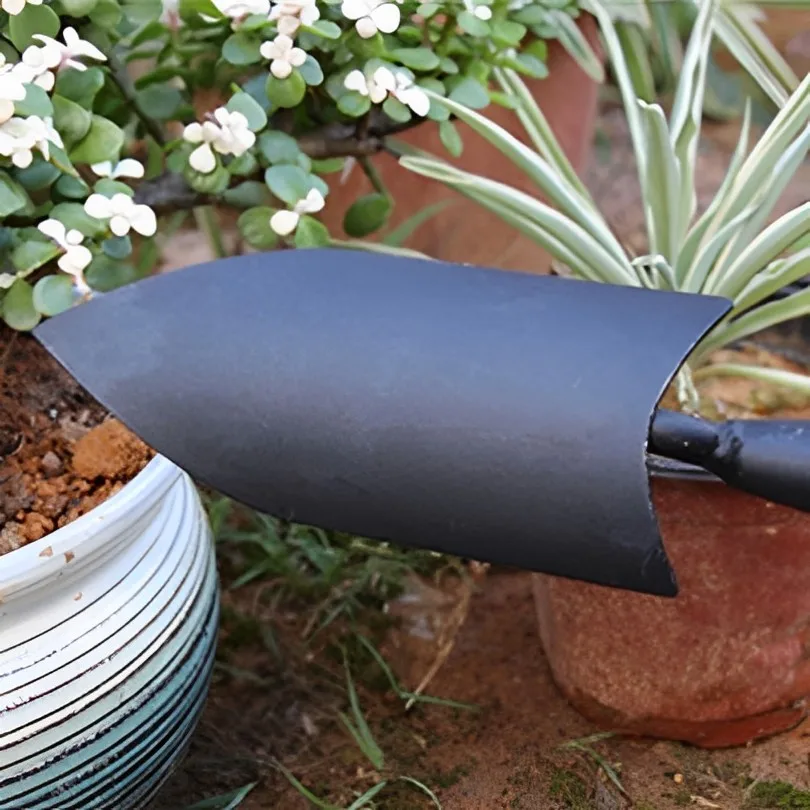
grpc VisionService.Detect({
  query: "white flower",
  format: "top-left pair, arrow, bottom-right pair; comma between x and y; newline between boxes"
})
182,107 -> 255,173
160,0 -> 183,28
212,0 -> 270,19
260,34 -> 307,79
0,0 -> 43,15
0,115 -> 63,168
344,67 -> 428,116
391,71 -> 429,116
341,0 -> 400,38
269,0 -> 319,36
0,57 -> 28,125
474,4 -> 492,19
13,43 -> 60,92
38,218 -> 93,291
270,188 -> 325,236
344,67 -> 394,104
91,158 -> 145,180
31,27 -> 107,73
84,193 -> 158,238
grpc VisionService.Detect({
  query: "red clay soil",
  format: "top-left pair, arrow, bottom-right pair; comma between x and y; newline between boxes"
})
0,328 -> 152,556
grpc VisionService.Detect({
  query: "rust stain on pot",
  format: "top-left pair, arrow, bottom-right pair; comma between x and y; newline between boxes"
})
38,546 -> 53,558
73,592 -> 82,601
64,551 -> 75,563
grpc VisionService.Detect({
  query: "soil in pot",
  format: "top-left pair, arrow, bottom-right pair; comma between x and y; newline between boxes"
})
0,327 -> 153,556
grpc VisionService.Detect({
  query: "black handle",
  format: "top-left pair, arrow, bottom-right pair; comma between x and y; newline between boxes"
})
650,410 -> 810,512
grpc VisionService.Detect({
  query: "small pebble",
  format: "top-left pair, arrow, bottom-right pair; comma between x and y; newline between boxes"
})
673,773 -> 684,784
41,451 -> 63,477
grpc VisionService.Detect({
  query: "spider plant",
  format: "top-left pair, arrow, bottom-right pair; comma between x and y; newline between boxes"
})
399,0 -> 810,410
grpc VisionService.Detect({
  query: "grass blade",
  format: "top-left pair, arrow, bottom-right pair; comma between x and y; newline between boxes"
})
346,782 -> 388,809
399,776 -> 443,808
273,761 -> 340,810
342,653 -> 385,771
733,249 -> 810,315
693,363 -> 810,394
382,200 -> 454,247
695,286 -> 810,360
492,67 -> 593,202
182,783 -> 257,810
400,155 -> 639,286
548,8 -> 605,82
329,239 -> 433,260
424,90 -> 629,269
615,20 -> 656,103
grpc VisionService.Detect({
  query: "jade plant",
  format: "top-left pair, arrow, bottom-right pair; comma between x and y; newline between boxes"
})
401,0 -> 810,407
0,0 -> 606,330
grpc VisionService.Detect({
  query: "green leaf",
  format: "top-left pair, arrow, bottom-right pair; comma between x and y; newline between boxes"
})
137,85 -> 185,120
294,215 -> 330,248
84,254 -> 140,292
299,55 -> 324,87
344,193 -> 391,237
11,240 -> 61,275
8,3 -> 60,51
15,160 -> 61,192
508,52 -> 549,79
264,164 -> 313,205
382,96 -> 411,123
227,92 -> 268,132
52,95 -> 93,146
0,172 -> 31,217
337,91 -> 371,118
491,20 -> 527,46
58,0 -> 100,15
458,10 -> 490,37
55,174 -> 91,200
259,131 -> 302,164
237,206 -> 279,249
389,47 -> 440,71
14,84 -> 54,118
50,202 -> 109,238
447,77 -> 490,109
69,116 -> 126,164
94,178 -> 135,198
223,32 -> 263,65
228,151 -> 259,176
265,71 -> 306,108
222,181 -> 269,209
306,20 -> 341,39
2,279 -> 40,331
184,162 -> 230,194
33,275 -> 76,317
178,0 -> 222,19
102,235 -> 133,259
88,0 -> 123,28
439,120 -> 463,158
55,67 -> 106,108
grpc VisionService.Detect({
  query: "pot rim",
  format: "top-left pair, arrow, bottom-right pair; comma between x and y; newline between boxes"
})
0,454 -> 181,598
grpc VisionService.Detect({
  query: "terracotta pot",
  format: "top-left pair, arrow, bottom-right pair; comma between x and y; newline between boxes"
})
533,472 -> 810,749
320,15 -> 603,273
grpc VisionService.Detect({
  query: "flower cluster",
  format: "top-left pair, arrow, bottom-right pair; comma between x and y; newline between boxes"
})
0,0 -> 590,331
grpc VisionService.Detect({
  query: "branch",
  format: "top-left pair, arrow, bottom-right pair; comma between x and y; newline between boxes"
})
135,118 -> 417,215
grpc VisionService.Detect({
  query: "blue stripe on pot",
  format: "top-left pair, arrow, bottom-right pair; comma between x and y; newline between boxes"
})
0,456 -> 220,810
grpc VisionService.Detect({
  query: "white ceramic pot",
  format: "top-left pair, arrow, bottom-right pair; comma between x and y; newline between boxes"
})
0,456 -> 219,810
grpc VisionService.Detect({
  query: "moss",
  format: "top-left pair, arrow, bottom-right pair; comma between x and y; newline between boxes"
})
548,768 -> 590,809
745,781 -> 810,808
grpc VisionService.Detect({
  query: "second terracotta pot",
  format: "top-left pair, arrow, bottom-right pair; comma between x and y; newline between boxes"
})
533,471 -> 810,749
321,15 -> 603,273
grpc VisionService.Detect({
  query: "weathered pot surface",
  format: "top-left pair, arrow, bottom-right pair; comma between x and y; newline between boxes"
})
533,468 -> 810,748
0,455 -> 218,809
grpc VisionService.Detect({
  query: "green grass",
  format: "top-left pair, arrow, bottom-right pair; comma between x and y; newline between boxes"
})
745,781 -> 810,809
548,768 -> 590,809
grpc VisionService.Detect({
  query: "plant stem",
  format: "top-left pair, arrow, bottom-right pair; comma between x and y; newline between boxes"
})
107,51 -> 167,146
194,207 -> 227,259
359,157 -> 388,197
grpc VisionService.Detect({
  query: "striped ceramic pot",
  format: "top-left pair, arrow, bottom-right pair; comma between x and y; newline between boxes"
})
0,456 -> 219,809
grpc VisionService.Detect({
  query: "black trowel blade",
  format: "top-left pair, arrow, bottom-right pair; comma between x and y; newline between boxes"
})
34,250 -> 730,596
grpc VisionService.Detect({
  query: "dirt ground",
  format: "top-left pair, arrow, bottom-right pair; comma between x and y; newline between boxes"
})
149,89 -> 810,810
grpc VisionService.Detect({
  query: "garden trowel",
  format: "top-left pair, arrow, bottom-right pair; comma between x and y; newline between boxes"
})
32,250 -> 810,598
